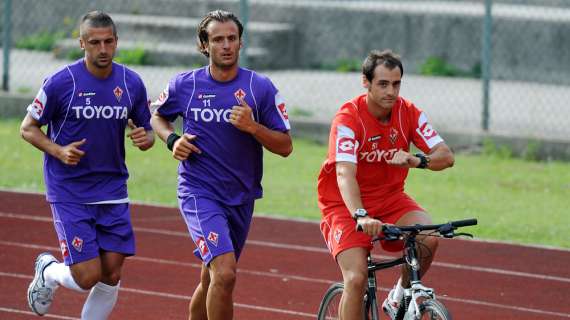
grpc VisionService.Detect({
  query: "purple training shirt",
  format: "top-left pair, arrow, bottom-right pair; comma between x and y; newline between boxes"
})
155,67 -> 290,205
27,59 -> 152,203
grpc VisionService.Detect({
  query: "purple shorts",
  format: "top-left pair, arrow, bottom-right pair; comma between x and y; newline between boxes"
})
178,194 -> 254,265
49,202 -> 135,265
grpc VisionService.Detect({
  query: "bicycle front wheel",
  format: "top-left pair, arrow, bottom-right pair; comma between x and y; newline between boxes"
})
418,299 -> 452,320
317,283 -> 344,320
317,283 -> 375,320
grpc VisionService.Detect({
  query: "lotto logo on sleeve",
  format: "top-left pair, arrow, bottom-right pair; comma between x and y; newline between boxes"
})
274,92 -> 291,129
337,137 -> 356,154
28,88 -> 47,119
151,85 -> 169,112
335,125 -> 358,163
419,122 -> 437,139
196,237 -> 209,257
277,103 -> 289,120
416,112 -> 443,148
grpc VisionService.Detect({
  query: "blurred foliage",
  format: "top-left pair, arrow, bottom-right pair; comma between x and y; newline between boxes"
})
115,47 -> 148,65
15,31 -> 66,51
420,56 -> 481,78
289,107 -> 314,118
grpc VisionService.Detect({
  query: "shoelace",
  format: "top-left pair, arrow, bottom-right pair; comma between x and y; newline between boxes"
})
34,287 -> 53,304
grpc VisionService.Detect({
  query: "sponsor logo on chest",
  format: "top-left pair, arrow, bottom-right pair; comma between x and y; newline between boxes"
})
360,148 -> 401,163
71,105 -> 128,119
189,107 -> 232,123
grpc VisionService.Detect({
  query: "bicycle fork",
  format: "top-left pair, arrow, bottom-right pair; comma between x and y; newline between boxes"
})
402,241 -> 437,319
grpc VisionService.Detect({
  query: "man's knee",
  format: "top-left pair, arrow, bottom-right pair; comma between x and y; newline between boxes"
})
209,254 -> 237,292
101,268 -> 122,286
70,267 -> 101,290
211,267 -> 236,290
343,270 -> 368,295
419,234 -> 439,251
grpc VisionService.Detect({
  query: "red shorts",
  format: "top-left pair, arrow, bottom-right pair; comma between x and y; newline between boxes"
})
320,192 -> 424,259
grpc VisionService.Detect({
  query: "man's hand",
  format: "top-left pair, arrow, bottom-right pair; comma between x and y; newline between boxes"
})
229,97 -> 259,134
56,139 -> 86,165
356,216 -> 383,236
387,150 -> 420,168
127,119 -> 151,149
172,133 -> 202,161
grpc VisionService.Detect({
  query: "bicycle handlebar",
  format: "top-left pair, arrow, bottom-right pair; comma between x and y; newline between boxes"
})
356,218 -> 478,239
451,218 -> 478,228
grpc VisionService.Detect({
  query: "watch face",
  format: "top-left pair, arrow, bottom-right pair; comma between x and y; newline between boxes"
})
355,209 -> 367,217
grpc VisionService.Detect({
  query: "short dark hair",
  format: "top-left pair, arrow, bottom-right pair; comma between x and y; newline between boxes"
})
197,10 -> 243,57
79,11 -> 117,38
362,50 -> 404,82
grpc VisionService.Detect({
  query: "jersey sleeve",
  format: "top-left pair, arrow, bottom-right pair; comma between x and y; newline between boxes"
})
257,78 -> 290,132
410,105 -> 444,153
328,106 -> 361,164
128,74 -> 152,131
152,74 -> 184,122
27,76 -> 65,125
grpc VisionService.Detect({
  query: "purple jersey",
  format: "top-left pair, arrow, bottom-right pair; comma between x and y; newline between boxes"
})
27,59 -> 152,203
155,67 -> 290,205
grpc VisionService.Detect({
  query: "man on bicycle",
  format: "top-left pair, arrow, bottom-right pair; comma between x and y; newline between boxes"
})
317,49 -> 454,320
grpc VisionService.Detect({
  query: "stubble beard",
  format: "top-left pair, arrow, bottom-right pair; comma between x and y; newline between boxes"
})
212,52 -> 239,70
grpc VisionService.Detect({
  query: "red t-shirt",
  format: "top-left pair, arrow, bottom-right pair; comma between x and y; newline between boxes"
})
317,94 -> 444,214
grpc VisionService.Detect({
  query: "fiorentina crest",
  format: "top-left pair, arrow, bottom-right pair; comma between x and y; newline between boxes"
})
113,86 -> 123,102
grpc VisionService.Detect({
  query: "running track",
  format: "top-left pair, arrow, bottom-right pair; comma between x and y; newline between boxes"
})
1,190 -> 569,319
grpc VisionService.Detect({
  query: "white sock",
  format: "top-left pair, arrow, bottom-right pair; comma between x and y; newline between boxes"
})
43,262 -> 87,292
392,278 -> 404,301
81,281 -> 120,320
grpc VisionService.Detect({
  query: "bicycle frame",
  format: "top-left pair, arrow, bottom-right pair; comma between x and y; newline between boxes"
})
365,231 -> 436,319
365,254 -> 405,319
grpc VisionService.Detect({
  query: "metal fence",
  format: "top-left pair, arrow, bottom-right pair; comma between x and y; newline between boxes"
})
1,0 -> 570,143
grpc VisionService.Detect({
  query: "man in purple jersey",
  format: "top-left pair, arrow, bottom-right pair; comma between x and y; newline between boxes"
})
151,10 -> 293,320
20,11 -> 154,318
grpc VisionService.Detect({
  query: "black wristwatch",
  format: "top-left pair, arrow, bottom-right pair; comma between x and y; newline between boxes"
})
415,153 -> 430,169
353,208 -> 368,221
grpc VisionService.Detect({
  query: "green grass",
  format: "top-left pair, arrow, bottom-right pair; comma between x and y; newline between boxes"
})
1,119 -> 568,248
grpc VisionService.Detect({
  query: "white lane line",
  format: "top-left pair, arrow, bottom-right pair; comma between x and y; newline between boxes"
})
0,241 -> 336,286
1,212 -> 569,284
0,271 -> 315,318
132,255 -> 335,285
120,287 -> 316,317
439,295 -> 570,318
0,306 -> 80,319
3,270 -> 569,319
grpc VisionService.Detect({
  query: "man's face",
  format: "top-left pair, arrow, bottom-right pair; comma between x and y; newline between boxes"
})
364,64 -> 402,111
205,20 -> 241,69
80,26 -> 117,69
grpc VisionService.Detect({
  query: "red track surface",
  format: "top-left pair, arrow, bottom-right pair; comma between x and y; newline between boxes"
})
1,190 -> 569,319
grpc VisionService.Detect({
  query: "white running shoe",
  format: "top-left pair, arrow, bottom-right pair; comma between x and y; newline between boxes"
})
383,286 -> 410,320
382,286 -> 402,319
27,252 -> 58,316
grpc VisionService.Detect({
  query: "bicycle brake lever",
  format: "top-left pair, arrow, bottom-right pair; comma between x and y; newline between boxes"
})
454,232 -> 474,238
438,224 -> 454,234
382,225 -> 402,241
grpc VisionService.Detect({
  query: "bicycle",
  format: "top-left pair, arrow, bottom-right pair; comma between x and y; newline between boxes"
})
317,218 -> 478,320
